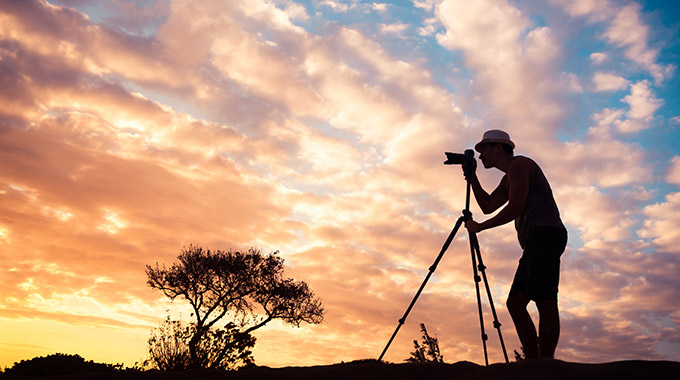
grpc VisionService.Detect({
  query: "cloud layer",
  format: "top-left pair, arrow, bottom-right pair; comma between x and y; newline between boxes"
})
1,0 -> 679,367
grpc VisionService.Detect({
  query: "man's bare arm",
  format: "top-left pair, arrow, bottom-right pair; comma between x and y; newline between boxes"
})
474,158 -> 533,231
469,173 -> 508,214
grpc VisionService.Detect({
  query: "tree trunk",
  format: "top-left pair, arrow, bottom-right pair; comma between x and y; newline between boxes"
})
188,327 -> 206,369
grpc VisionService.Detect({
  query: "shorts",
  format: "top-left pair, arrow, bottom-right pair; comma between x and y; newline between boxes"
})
509,226 -> 567,302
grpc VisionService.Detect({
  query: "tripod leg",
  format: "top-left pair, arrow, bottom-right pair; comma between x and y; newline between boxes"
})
468,230 -> 489,366
378,216 -> 467,362
470,232 -> 510,363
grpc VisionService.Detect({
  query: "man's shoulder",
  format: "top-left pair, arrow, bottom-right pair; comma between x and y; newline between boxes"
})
509,156 -> 537,177
510,156 -> 535,168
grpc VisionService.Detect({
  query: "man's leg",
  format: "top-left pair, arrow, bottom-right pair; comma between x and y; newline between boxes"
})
536,299 -> 560,358
506,292 -> 538,358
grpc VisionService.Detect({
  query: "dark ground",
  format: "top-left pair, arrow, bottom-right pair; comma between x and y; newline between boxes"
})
3,359 -> 680,380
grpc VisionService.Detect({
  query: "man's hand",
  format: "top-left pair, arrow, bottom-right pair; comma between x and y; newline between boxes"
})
462,158 -> 477,181
465,220 -> 483,234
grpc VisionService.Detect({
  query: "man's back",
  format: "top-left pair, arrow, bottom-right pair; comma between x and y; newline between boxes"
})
511,156 -> 565,248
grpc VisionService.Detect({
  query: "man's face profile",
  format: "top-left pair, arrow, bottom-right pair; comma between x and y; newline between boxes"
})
478,143 -> 499,169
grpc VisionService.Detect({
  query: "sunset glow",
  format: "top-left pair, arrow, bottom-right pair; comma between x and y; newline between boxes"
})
1,0 -> 680,369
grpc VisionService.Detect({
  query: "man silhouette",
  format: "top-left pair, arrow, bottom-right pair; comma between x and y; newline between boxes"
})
463,130 -> 567,359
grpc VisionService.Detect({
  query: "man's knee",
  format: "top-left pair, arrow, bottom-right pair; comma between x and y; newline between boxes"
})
506,293 -> 529,315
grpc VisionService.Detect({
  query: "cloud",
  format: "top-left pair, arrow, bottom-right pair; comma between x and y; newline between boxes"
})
154,1 -> 319,122
554,0 -> 674,83
0,307 -> 148,330
557,113 -> 653,188
582,80 -> 662,135
557,232 -> 680,362
320,0 -> 351,13
100,0 -> 171,36
590,52 -> 607,64
413,0 -> 436,12
234,0 -> 307,34
372,3 -> 388,13
592,72 -> 628,92
559,312 -> 667,362
562,72 -> 584,93
380,22 -> 409,35
602,3 -> 673,83
622,80 -> 663,120
417,22 -> 437,37
0,3 -> 470,361
435,0 -> 570,153
0,0 -> 213,107
552,0 -> 612,21
667,156 -> 680,186
281,1 -> 309,20
558,186 -> 635,245
616,80 -> 663,133
0,35 -> 297,335
639,192 -> 680,253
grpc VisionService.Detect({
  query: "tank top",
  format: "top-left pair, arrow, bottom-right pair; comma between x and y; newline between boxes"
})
511,156 -> 565,248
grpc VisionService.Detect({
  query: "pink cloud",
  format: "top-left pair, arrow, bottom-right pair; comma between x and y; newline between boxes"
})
621,80 -> 663,122
602,4 -> 673,83
435,0 -> 569,158
592,72 -> 629,92
666,156 -> 680,186
554,0 -> 674,83
639,192 -> 680,253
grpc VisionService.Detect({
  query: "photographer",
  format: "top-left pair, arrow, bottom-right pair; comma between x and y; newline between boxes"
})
463,130 -> 567,359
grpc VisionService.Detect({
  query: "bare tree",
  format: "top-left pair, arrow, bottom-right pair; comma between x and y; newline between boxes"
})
146,246 -> 324,369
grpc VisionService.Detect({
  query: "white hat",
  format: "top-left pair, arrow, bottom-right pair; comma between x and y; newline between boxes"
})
474,130 -> 515,153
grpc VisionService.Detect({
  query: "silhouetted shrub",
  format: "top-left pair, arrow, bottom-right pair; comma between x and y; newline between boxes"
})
4,353 -> 121,376
405,323 -> 444,363
147,316 -> 191,371
147,316 -> 256,371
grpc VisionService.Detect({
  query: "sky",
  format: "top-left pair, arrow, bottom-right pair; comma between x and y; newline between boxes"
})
1,0 -> 680,369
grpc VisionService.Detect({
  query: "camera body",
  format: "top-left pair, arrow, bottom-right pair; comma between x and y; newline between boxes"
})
445,149 -> 476,180
444,149 -> 475,166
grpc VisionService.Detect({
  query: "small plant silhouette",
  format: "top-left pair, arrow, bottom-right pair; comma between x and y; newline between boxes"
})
405,323 -> 444,363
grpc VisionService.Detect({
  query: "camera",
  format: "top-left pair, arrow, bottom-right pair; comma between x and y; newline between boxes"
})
445,149 -> 476,180
444,149 -> 475,165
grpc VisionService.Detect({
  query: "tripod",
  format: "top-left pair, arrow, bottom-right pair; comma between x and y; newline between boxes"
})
378,177 -> 509,365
